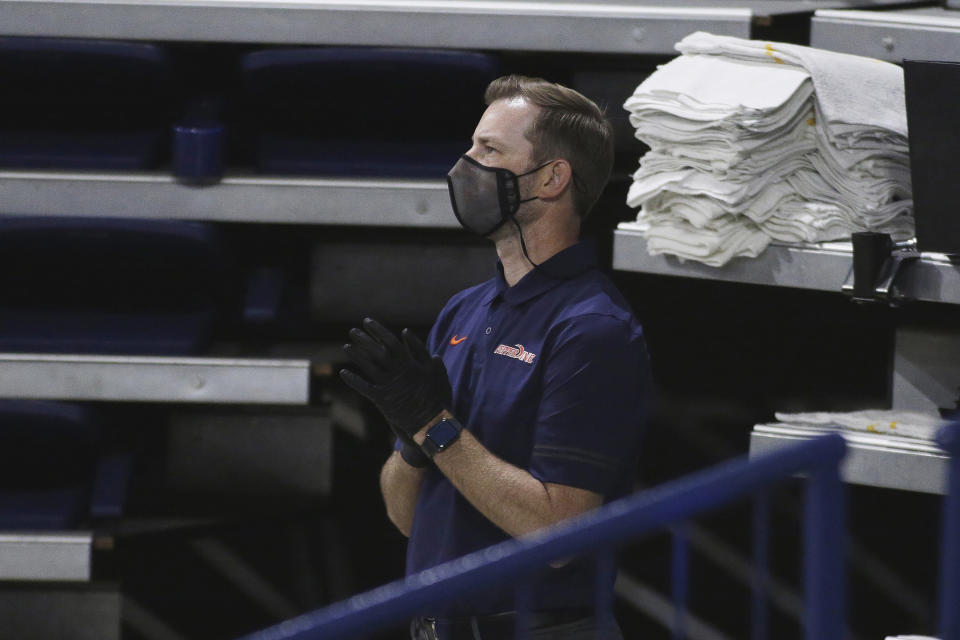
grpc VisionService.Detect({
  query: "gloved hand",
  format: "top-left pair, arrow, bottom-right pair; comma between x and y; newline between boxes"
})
394,426 -> 431,468
340,318 -> 452,446
392,331 -> 455,467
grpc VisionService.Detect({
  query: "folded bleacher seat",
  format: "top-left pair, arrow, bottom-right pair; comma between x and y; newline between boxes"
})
0,37 -> 176,170
0,401 -> 130,530
0,217 -> 225,355
239,47 -> 500,178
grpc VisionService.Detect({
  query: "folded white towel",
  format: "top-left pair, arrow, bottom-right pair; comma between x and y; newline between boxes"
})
761,207 -> 851,243
640,192 -> 729,229
774,410 -> 945,441
630,107 -> 818,174
623,32 -> 913,266
630,162 -> 912,244
642,213 -> 771,267
627,54 -> 812,115
675,31 -> 907,139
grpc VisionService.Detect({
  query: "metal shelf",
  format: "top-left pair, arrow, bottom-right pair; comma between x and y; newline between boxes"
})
750,424 -> 950,494
0,0 -> 922,55
0,171 -> 458,228
0,531 -> 92,581
612,223 -> 960,305
613,223 -> 854,292
0,354 -> 311,404
812,7 -> 960,63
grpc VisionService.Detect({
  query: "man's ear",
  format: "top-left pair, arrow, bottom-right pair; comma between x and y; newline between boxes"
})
539,159 -> 573,200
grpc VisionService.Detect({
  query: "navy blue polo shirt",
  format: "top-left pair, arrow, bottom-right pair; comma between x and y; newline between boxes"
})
406,240 -> 652,615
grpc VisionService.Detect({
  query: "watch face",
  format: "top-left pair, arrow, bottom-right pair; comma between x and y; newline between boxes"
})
428,419 -> 461,448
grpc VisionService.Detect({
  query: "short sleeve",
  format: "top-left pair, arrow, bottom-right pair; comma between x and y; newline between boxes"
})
529,314 -> 651,496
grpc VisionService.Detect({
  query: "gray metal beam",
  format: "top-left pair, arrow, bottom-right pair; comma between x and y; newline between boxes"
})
0,0 -> 754,54
0,531 -> 92,581
0,172 -> 459,228
613,224 -> 960,305
750,425 -> 950,494
0,354 -> 311,404
613,224 -> 854,293
893,327 -> 960,414
812,8 -> 960,63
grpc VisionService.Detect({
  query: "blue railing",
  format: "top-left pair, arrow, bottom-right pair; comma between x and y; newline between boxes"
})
238,422 -> 960,640
241,433 -> 848,640
937,422 -> 960,640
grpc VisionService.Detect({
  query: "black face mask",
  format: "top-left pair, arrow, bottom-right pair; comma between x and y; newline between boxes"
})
446,154 -> 553,237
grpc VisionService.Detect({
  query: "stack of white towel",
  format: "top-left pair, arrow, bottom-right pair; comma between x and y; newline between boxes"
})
624,32 -> 914,267
769,409 -> 944,442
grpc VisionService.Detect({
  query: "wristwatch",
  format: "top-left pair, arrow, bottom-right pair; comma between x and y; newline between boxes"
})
421,416 -> 463,458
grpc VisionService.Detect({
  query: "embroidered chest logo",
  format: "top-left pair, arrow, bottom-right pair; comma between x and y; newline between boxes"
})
493,343 -> 537,364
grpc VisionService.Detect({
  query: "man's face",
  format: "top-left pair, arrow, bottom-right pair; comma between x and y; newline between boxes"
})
466,97 -> 540,175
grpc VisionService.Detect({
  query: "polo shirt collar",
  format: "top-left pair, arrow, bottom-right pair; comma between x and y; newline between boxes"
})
482,240 -> 598,306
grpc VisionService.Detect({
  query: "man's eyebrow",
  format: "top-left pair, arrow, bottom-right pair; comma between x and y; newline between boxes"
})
474,134 -> 509,148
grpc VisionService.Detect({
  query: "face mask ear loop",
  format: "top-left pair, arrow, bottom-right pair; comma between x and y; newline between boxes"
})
512,217 -> 539,269
511,218 -> 564,280
517,160 -> 556,179
514,161 -> 553,208
509,161 -> 570,278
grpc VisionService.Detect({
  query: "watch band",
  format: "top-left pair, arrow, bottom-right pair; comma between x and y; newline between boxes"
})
421,416 -> 463,458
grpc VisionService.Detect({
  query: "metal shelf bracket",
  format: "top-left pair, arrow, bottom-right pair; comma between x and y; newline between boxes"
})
841,232 -> 920,305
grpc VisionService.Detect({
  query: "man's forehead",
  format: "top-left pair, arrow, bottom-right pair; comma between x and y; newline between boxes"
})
473,97 -> 540,147
497,96 -> 532,110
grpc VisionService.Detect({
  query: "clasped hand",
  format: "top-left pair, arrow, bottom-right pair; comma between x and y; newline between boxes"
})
340,318 -> 452,467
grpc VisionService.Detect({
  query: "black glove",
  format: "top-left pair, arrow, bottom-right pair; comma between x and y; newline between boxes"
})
340,318 -> 452,442
393,332 -> 455,467
395,430 -> 431,468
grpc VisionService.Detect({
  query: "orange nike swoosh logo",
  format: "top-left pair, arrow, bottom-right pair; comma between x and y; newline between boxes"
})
450,335 -> 468,345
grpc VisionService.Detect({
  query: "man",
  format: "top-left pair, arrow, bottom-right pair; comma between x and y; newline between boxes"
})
341,75 -> 652,640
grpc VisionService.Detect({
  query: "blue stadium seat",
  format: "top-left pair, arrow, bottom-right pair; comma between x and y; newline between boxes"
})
0,401 -> 129,530
0,217 -> 225,355
0,37 -> 175,170
239,47 -> 500,178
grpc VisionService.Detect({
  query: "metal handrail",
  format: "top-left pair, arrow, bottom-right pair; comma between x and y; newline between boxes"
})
241,433 -> 847,640
937,422 -> 960,640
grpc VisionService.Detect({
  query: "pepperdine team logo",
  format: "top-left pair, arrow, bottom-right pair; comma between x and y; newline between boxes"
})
493,343 -> 536,364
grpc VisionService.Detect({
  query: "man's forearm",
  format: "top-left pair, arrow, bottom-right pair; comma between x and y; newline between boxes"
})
433,429 -> 554,538
380,450 -> 426,537
414,412 -> 601,539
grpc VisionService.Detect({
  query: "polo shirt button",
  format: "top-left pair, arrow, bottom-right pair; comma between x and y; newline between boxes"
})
485,327 -> 492,335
